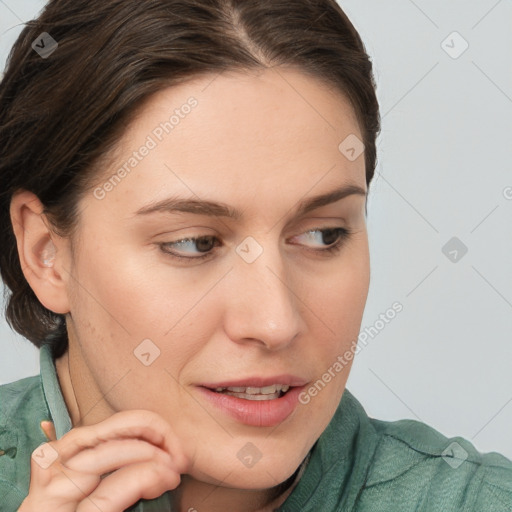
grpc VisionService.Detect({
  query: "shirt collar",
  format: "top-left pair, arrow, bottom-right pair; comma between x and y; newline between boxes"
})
278,387 -> 379,511
40,344 -> 73,439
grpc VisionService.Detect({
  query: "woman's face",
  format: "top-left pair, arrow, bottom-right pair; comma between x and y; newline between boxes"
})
62,67 -> 370,489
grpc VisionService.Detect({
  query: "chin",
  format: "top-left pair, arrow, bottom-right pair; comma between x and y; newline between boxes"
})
190,447 -> 309,490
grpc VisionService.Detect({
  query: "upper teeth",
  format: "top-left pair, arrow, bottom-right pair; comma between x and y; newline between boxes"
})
215,384 -> 290,394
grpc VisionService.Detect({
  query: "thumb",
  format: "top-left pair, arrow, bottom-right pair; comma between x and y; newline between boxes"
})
40,420 -> 57,442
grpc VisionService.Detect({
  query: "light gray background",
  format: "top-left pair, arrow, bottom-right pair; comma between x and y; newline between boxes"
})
1,1 -> 511,459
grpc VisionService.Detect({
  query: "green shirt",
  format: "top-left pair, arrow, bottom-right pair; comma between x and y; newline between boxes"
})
1,344 -> 511,511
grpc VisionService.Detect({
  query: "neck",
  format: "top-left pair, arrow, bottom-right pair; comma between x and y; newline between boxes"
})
54,348 -> 82,427
54,340 -> 112,428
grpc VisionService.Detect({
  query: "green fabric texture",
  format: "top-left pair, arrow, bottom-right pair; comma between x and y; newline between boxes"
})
0,344 -> 511,511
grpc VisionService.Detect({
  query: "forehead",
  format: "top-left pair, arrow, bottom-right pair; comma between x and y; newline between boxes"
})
88,67 -> 366,218
119,66 -> 360,153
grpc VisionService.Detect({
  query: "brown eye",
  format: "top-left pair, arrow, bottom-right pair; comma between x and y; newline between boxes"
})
294,227 -> 351,252
160,235 -> 221,260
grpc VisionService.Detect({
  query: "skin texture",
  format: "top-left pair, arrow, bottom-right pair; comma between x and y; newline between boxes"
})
11,66 -> 370,512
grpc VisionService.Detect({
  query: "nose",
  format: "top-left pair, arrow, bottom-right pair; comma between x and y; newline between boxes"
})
222,242 -> 303,351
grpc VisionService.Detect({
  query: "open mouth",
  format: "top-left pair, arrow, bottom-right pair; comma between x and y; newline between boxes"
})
211,384 -> 291,401
198,382 -> 306,426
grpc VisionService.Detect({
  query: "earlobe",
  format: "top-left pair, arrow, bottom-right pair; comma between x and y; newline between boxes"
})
9,190 -> 71,315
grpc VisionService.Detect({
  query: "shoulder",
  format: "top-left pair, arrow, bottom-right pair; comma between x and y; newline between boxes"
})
283,390 -> 512,511
0,478 -> 25,511
0,374 -> 47,432
0,374 -> 43,421
363,415 -> 512,510
0,374 -> 49,511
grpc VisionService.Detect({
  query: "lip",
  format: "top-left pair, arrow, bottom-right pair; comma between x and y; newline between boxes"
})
200,375 -> 309,389
198,384 -> 307,427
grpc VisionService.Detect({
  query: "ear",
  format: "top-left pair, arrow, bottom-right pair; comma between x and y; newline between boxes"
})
9,190 -> 71,314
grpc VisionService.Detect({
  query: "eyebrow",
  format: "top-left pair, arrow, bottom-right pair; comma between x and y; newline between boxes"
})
134,183 -> 367,220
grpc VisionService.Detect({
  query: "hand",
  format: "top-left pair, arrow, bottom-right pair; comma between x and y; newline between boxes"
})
17,410 -> 190,512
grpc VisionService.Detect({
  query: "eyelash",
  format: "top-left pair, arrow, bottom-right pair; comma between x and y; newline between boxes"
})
158,227 -> 353,262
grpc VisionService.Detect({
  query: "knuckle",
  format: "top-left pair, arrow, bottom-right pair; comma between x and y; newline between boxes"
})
147,460 -> 163,480
171,450 -> 189,473
139,463 -> 173,499
166,471 -> 181,490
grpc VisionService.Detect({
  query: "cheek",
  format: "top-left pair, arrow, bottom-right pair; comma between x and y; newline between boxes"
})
69,239 -> 173,328
67,240 -> 218,375
310,244 -> 369,340
300,244 -> 369,401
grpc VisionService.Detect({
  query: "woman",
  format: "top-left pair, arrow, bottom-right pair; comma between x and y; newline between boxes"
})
0,0 -> 510,511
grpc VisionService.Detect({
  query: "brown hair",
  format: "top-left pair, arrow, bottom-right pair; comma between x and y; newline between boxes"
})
0,0 -> 381,359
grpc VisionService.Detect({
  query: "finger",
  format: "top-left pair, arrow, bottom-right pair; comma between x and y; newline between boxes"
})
64,438 -> 178,476
40,420 -> 57,442
55,410 -> 190,472
28,445 -> 102,502
75,460 -> 181,512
